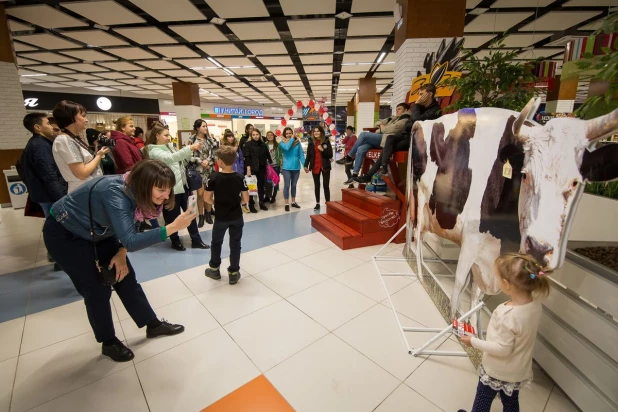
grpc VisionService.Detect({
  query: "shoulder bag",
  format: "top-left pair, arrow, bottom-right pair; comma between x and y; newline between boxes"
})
88,178 -> 117,286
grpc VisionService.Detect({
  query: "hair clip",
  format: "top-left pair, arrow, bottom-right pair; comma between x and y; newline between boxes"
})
538,271 -> 544,276
530,273 -> 536,279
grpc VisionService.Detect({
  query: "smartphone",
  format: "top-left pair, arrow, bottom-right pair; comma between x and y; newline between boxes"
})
187,194 -> 197,213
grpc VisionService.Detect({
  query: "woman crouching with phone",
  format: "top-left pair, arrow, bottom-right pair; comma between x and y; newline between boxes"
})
43,160 -> 196,362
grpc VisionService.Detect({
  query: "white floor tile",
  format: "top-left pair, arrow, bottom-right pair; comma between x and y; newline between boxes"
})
334,304 -> 447,381
122,296 -> 219,363
343,243 -> 396,262
10,332 -> 133,412
135,327 -> 260,412
287,279 -> 376,331
305,232 -> 338,248
266,334 -> 399,412
20,300 -> 118,355
196,277 -> 282,325
0,317 -> 24,362
375,248 -> 415,275
0,358 -> 17,412
0,258 -> 34,276
385,282 -> 447,328
112,274 -> 192,321
27,367 -> 149,412
224,300 -> 328,372
333,261 -> 413,302
298,248 -> 364,278
253,260 -> 328,298
374,384 -> 443,412
270,236 -> 331,260
544,389 -> 579,412
238,247 -> 293,275
176,261 -> 250,295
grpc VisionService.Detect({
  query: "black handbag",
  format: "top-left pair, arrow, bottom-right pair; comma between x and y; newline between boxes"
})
88,179 -> 117,286
185,163 -> 203,191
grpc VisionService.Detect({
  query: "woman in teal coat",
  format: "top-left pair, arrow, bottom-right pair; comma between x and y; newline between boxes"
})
144,123 -> 209,251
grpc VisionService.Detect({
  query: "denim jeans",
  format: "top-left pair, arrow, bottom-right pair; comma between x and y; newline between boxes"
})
350,132 -> 382,174
209,217 -> 244,273
282,169 -> 300,200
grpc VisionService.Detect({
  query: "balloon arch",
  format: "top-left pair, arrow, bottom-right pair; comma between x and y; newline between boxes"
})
274,98 -> 336,137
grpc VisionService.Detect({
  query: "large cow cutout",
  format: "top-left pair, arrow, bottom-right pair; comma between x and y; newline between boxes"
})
408,98 -> 618,329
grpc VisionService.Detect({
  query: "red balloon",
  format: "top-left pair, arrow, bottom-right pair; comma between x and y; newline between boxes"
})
318,107 -> 325,115
296,101 -> 303,108
281,119 -> 287,126
275,129 -> 282,136
308,100 -> 315,108
325,117 -> 332,125
287,109 -> 294,116
331,129 -> 338,136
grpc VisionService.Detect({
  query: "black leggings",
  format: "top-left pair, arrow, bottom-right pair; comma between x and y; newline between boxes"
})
312,169 -> 330,203
162,190 -> 202,244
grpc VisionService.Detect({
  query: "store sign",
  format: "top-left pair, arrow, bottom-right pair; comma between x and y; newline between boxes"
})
214,107 -> 264,116
22,91 -> 159,114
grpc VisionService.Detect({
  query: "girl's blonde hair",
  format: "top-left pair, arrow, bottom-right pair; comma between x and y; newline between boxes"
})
495,253 -> 551,298
114,116 -> 133,132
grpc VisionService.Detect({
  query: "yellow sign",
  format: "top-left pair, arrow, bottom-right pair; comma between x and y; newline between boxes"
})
407,62 -> 462,104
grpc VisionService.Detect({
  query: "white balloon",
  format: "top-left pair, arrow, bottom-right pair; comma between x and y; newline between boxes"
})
284,114 -> 290,121
329,123 -> 336,130
322,112 -> 329,120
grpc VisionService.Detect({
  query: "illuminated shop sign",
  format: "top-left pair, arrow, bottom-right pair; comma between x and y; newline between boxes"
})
214,107 -> 264,116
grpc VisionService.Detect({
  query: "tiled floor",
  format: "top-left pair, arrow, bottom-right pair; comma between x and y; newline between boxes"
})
0,166 -> 579,411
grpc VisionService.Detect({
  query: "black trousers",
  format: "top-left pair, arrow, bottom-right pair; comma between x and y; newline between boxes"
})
248,167 -> 266,206
312,169 -> 331,203
209,217 -> 244,273
471,379 -> 520,412
162,189 -> 202,244
345,163 -> 353,179
367,135 -> 412,177
43,217 -> 156,343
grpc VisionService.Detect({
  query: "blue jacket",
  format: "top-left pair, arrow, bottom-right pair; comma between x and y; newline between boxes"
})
279,139 -> 306,171
21,134 -> 67,203
50,176 -> 164,252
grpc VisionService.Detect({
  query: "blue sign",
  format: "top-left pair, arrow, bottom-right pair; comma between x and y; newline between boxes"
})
214,107 -> 264,116
9,183 -> 27,195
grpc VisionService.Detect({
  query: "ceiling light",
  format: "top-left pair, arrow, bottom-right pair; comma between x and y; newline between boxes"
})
246,54 -> 256,58
335,11 -> 352,19
20,73 -> 47,77
468,8 -> 488,15
93,24 -> 110,31
207,57 -> 223,68
223,68 -> 235,76
376,52 -> 386,64
334,50 -> 344,55
210,17 -> 226,25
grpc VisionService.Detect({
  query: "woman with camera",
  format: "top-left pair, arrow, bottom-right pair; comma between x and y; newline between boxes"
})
52,101 -> 108,193
43,160 -> 195,362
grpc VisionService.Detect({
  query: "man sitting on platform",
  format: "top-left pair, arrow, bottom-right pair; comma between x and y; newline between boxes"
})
354,84 -> 441,184
343,102 -> 411,184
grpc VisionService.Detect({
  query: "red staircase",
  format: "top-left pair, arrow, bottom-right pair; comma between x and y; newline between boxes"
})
310,188 -> 405,250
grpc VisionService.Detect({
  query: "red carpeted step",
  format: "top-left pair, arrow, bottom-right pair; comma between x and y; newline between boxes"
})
326,201 -> 384,234
310,214 -> 361,250
342,188 -> 400,216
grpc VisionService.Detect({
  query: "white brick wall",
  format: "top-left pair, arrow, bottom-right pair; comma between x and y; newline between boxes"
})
357,102 -> 375,131
556,100 -> 575,113
0,61 -> 28,150
392,37 -> 456,113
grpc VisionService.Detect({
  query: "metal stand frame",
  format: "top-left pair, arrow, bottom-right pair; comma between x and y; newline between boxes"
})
372,224 -> 485,357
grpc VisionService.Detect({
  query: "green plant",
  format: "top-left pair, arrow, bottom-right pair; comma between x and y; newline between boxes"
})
585,181 -> 618,200
443,38 -> 540,112
576,12 -> 618,117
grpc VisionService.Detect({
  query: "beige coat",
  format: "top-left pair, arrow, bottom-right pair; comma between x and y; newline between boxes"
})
379,111 -> 411,147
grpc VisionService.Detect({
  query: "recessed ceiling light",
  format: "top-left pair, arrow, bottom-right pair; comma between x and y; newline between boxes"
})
246,54 -> 256,58
468,8 -> 488,15
334,50 -> 344,55
94,24 -> 110,31
207,57 -> 223,68
222,68 -> 235,76
335,11 -> 352,19
20,73 -> 47,77
210,17 -> 226,25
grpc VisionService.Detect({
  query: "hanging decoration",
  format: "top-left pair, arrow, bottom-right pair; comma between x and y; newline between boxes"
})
276,97 -> 337,137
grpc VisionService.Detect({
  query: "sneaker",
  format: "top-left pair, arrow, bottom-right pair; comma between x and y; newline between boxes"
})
344,156 -> 354,165
205,266 -> 221,280
229,271 -> 241,285
146,319 -> 185,338
355,174 -> 372,184
285,205 -> 290,212
343,176 -> 357,185
348,184 -> 355,188
102,338 -> 134,362
335,158 -> 346,165
291,202 -> 300,209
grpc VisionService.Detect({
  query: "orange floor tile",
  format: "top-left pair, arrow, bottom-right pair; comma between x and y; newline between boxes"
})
202,375 -> 294,412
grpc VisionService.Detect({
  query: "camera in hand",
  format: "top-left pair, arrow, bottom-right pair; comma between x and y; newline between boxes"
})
97,134 -> 116,148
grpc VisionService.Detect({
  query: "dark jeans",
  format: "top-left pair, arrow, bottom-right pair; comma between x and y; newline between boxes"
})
366,135 -> 412,177
43,217 -> 156,343
282,169 -> 300,200
162,190 -> 202,244
312,169 -> 331,203
149,218 -> 160,228
209,217 -> 244,272
471,379 -> 520,412
249,167 -> 266,206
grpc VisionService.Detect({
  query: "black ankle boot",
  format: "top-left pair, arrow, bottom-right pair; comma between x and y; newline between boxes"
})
205,211 -> 213,224
260,203 -> 268,211
171,241 -> 186,251
198,215 -> 205,228
249,203 -> 258,213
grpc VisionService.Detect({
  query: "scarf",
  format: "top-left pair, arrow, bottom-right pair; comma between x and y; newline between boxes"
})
122,172 -> 163,222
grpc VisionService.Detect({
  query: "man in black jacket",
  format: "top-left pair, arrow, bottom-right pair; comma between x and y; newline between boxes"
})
355,84 -> 441,183
21,113 -> 68,217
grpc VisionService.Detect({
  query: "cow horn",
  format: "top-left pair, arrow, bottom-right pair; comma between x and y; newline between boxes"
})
585,107 -> 618,141
513,98 -> 541,141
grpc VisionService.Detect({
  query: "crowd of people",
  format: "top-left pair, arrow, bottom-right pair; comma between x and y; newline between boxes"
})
17,94 -> 551,412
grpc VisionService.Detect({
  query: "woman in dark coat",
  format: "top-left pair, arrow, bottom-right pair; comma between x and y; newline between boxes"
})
244,128 -> 272,213
304,126 -> 333,211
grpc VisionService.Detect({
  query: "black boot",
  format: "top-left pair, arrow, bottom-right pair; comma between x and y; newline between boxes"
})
205,211 -> 213,224
249,203 -> 258,213
171,241 -> 186,251
314,204 -> 320,211
198,215 -> 205,228
102,337 -> 134,362
260,203 -> 268,211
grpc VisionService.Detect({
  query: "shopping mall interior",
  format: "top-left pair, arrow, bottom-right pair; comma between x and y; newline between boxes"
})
1,0 -> 617,411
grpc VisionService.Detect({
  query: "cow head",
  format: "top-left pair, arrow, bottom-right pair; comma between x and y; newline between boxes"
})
513,98 -> 618,269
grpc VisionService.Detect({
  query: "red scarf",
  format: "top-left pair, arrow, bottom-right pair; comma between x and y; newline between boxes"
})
122,172 -> 163,221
